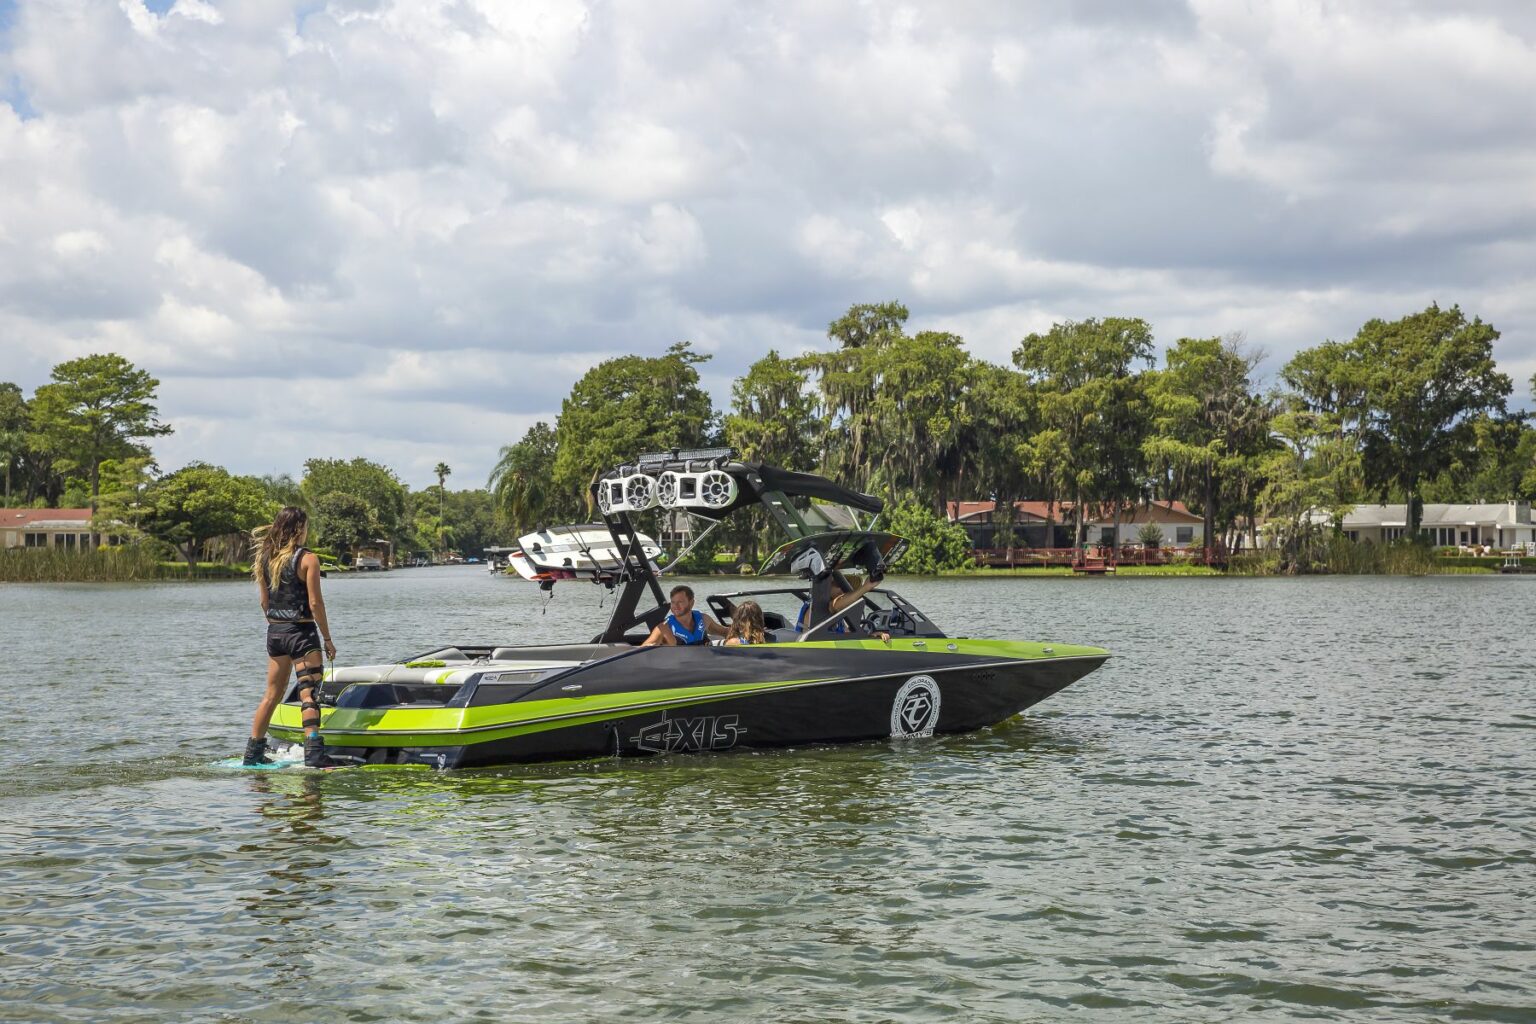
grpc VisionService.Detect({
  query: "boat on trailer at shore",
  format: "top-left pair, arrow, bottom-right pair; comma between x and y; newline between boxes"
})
267,451 -> 1109,768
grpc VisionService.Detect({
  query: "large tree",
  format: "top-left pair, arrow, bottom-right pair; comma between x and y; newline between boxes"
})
439,488 -> 503,557
1353,304 -> 1512,535
724,351 -> 819,471
804,302 -> 911,491
1527,372 -> 1536,498
827,301 -> 910,349
311,491 -> 381,560
1013,318 -> 1155,545
489,421 -> 566,532
1144,336 -> 1274,553
1280,339 -> 1369,509
0,383 -> 27,504
130,463 -> 275,574
27,354 -> 172,519
552,342 -> 717,505
91,455 -> 156,537
1258,408 -> 1342,573
1420,415 -> 1532,504
803,304 -> 977,510
723,352 -> 822,563
865,331 -> 974,512
963,363 -> 1038,559
300,458 -> 408,541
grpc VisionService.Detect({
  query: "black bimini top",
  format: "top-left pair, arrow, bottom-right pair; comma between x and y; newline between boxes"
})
726,463 -> 883,519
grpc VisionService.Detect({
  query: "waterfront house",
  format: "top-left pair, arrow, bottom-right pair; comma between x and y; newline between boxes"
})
0,509 -> 117,550
353,538 -> 394,569
1324,502 -> 1535,550
947,500 -> 1205,562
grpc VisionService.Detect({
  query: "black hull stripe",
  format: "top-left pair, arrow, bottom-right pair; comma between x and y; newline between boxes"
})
314,654 -> 1108,738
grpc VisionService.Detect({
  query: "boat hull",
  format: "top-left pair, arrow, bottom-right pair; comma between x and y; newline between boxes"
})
270,640 -> 1108,769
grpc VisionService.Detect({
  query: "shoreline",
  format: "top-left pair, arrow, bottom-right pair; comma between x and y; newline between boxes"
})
7,565 -> 1522,584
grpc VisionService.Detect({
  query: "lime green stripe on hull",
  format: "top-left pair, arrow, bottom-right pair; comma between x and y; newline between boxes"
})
270,674 -> 838,746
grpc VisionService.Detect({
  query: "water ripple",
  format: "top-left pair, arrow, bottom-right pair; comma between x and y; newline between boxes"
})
1,572 -> 1533,1022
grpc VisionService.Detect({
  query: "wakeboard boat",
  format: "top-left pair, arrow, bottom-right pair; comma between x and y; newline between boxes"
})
266,450 -> 1109,767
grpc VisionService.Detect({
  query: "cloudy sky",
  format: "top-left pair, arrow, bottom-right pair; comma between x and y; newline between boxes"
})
2,0 -> 1534,490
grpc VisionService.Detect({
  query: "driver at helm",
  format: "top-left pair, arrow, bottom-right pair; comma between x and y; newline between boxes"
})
794,571 -> 878,634
642,584 -> 729,647
796,570 -> 891,642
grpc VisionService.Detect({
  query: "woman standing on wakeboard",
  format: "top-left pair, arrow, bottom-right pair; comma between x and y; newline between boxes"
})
244,506 -> 338,767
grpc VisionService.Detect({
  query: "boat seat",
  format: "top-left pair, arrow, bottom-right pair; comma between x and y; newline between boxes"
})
488,643 -> 628,662
409,648 -> 473,662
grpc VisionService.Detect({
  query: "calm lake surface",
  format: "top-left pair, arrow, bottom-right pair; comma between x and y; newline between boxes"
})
1,568 -> 1533,1022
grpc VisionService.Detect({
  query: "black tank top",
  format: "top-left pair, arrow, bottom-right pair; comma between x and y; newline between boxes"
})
265,548 -> 313,622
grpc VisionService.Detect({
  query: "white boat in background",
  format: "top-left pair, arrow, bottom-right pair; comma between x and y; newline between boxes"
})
508,524 -> 662,582
483,546 -> 520,573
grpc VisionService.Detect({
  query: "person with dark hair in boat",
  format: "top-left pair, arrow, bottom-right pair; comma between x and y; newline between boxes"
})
723,600 -> 769,646
245,506 -> 338,767
642,584 -> 728,647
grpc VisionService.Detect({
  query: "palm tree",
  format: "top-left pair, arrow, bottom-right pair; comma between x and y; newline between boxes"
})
433,462 -> 451,556
489,433 -> 555,532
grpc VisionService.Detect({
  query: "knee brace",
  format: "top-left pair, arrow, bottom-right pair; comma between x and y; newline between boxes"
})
294,665 -> 323,694
295,665 -> 325,726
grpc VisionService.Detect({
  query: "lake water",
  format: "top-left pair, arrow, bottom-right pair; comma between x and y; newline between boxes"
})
1,568 -> 1533,1022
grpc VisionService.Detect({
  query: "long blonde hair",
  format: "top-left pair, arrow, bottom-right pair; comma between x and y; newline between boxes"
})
252,506 -> 309,591
726,600 -> 767,645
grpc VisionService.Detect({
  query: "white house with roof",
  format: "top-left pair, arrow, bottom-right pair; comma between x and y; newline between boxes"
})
0,509 -> 103,549
1323,502 -> 1535,550
948,500 -> 1205,554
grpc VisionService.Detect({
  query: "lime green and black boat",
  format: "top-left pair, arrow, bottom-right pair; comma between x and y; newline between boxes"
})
268,451 -> 1108,767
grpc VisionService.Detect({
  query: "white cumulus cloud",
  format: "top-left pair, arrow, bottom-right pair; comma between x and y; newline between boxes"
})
0,0 -> 1532,488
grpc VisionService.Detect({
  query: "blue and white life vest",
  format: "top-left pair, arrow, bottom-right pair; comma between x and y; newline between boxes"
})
666,609 -> 708,645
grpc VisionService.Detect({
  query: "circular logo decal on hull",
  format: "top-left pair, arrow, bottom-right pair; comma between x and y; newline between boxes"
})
891,675 -> 941,738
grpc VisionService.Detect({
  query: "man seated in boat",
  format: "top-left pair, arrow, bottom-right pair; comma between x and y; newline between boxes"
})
795,570 -> 878,635
796,571 -> 891,642
641,583 -> 730,647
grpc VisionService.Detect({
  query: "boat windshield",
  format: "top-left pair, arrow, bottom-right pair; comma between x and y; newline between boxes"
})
705,587 -> 944,640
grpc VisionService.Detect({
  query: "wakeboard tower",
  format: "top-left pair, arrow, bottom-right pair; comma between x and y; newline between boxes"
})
266,449 -> 1109,767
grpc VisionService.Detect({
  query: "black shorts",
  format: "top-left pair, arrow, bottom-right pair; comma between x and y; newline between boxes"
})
266,621 -> 322,660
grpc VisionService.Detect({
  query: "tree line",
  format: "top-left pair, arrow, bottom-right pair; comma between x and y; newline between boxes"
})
8,301 -> 1532,576
0,355 -> 501,571
492,301 -> 1535,572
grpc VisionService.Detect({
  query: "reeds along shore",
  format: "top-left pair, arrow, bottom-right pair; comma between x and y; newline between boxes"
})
0,547 -> 248,582
1227,538 -> 1530,575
